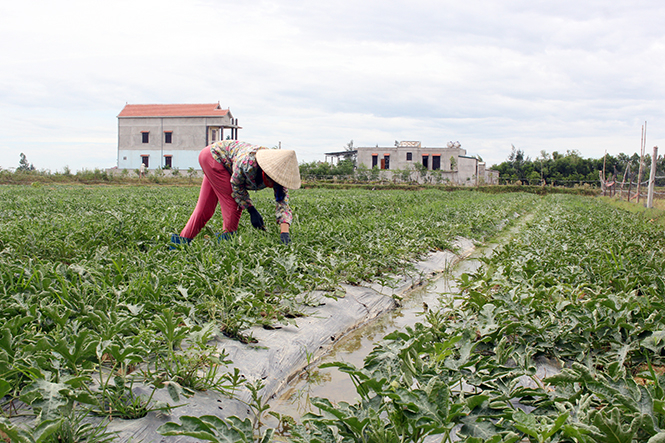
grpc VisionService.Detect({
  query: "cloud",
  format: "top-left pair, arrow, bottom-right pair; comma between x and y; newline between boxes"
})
0,0 -> 663,171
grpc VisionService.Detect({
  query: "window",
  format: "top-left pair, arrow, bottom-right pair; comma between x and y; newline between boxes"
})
164,155 -> 172,169
141,156 -> 149,168
384,154 -> 390,170
422,155 -> 429,169
141,132 -> 149,143
406,152 -> 412,161
164,132 -> 172,143
432,155 -> 441,170
371,154 -> 378,168
211,129 -> 217,142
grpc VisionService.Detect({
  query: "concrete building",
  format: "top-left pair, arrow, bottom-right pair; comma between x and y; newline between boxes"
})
117,103 -> 240,170
356,141 -> 499,185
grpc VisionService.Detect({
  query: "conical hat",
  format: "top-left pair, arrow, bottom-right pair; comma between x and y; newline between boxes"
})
255,149 -> 301,189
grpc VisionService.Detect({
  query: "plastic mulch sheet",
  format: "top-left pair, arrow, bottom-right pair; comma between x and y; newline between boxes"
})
105,238 -> 476,442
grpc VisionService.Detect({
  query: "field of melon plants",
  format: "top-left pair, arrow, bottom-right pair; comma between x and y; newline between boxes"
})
262,194 -> 665,443
0,185 -> 536,441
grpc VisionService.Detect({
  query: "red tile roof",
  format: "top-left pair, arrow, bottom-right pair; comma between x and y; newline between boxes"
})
118,103 -> 230,118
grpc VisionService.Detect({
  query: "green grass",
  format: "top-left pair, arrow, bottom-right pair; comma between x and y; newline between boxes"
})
600,195 -> 665,228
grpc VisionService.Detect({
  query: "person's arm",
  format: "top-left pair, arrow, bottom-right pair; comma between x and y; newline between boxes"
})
275,189 -> 292,243
230,162 -> 266,230
229,164 -> 253,210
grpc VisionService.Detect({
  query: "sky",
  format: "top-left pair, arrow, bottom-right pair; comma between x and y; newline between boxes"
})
1,0 -> 664,172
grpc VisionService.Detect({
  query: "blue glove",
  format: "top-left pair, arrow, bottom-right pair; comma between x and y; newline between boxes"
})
280,232 -> 291,245
247,206 -> 265,230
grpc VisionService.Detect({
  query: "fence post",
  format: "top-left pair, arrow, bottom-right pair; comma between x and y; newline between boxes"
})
647,146 -> 658,208
621,163 -> 630,201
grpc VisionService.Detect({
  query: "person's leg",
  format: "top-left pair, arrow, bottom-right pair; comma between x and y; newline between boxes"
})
198,148 -> 243,233
179,175 -> 219,239
179,148 -> 222,239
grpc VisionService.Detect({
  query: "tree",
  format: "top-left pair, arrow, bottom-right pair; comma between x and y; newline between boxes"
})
496,145 -> 531,182
333,158 -> 355,176
355,164 -> 370,182
430,169 -> 444,184
300,161 -> 332,179
414,163 -> 428,182
492,147 -> 655,186
528,171 -> 541,185
17,153 -> 35,171
342,140 -> 356,164
344,140 -> 354,151
397,168 -> 412,183
187,167 -> 197,183
369,167 -> 380,182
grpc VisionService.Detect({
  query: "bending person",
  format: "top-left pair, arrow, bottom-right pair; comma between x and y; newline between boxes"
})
172,141 -> 301,247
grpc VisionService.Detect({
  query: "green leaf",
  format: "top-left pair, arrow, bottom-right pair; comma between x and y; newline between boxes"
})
642,331 -> 665,354
512,409 -> 539,439
0,328 -> 14,355
222,416 -> 254,442
0,417 -> 34,443
51,330 -> 97,370
0,378 -> 11,398
466,394 -> 490,411
543,412 -> 569,440
20,379 -> 72,420
158,419 -> 219,441
32,418 -> 63,443
459,415 -> 498,440
309,397 -> 353,421
591,408 -> 635,443
395,386 -> 447,428
259,428 -> 275,443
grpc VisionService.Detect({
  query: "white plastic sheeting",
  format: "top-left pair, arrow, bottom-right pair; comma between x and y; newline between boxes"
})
105,238 -> 476,442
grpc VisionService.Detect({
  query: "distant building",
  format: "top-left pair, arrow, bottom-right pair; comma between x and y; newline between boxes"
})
323,149 -> 357,165
117,103 -> 240,170
356,141 -> 498,185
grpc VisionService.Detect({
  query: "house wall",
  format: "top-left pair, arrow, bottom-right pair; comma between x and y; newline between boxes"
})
356,146 -> 498,185
457,155 -> 478,185
357,147 -> 468,172
117,116 -> 232,170
485,168 -> 500,184
357,146 -> 468,183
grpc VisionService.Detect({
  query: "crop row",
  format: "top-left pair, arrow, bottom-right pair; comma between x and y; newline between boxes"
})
0,185 -> 536,441
228,194 -> 665,443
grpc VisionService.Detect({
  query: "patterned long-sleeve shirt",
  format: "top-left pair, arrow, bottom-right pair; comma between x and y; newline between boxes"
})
210,141 -> 293,225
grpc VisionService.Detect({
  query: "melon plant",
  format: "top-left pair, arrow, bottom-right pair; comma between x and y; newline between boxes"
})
275,194 -> 665,443
0,185 -> 535,439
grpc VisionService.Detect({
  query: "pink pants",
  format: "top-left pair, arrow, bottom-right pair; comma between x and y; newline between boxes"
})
180,148 -> 243,239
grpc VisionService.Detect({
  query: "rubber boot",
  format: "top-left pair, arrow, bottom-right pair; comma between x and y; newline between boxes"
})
170,234 -> 192,250
217,231 -> 236,242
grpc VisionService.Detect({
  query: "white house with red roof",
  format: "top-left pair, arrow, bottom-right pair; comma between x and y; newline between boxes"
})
117,103 -> 240,170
